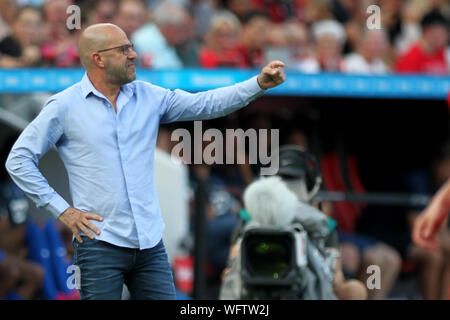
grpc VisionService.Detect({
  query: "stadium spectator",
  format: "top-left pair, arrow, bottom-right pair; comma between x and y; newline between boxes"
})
329,0 -> 360,25
396,9 -> 449,74
132,1 -> 193,68
84,0 -> 117,25
319,148 -> 402,300
284,22 -> 320,73
223,0 -> 254,22
114,0 -> 148,39
329,0 -> 366,54
344,29 -> 390,74
199,10 -> 247,68
266,22 -> 288,47
40,0 -> 80,67
0,5 -> 44,67
251,0 -> 304,23
336,226 -> 402,299
378,0 -> 406,47
393,0 -> 425,55
311,19 -> 346,72
190,0 -> 222,41
236,11 -> 271,68
0,0 -> 18,41
304,0 -> 334,25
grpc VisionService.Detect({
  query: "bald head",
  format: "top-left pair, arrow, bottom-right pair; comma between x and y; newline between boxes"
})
78,23 -> 128,70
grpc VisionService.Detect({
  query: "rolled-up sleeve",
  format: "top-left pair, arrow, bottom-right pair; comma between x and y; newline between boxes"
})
5,99 -> 70,218
160,75 -> 265,123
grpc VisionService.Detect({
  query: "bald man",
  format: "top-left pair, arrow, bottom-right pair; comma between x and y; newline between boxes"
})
5,23 -> 286,300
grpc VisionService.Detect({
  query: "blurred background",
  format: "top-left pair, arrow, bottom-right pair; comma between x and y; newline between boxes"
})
0,0 -> 449,300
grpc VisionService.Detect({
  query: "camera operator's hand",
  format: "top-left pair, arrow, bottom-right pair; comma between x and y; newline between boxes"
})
58,207 -> 103,243
257,60 -> 286,90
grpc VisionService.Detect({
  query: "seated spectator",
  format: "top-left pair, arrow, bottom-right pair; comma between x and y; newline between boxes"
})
396,9 -> 449,74
304,0 -> 334,25
393,0 -> 425,55
84,0 -> 117,25
329,0 -> 365,54
0,5 -> 44,67
320,149 -> 402,299
266,22 -> 288,47
311,20 -> 346,72
235,11 -> 271,68
330,0 -> 361,25
344,29 -> 390,74
335,227 -> 401,300
190,0 -> 222,41
251,0 -> 303,23
223,0 -> 254,22
284,22 -> 320,73
114,0 -> 148,39
40,0 -> 80,67
173,5 -> 200,68
0,0 -> 18,41
132,1 -> 193,69
199,10 -> 247,68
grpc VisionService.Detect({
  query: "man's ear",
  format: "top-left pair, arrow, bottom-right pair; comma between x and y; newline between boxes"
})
92,52 -> 105,68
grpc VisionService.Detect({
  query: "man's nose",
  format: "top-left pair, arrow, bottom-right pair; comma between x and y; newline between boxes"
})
128,48 -> 138,60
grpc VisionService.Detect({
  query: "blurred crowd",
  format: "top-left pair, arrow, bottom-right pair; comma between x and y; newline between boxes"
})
0,0 -> 448,74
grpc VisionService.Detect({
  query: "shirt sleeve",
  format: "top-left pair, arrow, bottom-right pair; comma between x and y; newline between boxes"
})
5,99 -> 70,219
160,75 -> 265,124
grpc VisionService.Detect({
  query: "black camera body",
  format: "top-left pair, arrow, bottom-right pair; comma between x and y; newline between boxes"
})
240,225 -> 308,299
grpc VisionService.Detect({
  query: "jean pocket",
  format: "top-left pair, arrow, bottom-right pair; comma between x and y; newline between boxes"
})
73,235 -> 100,250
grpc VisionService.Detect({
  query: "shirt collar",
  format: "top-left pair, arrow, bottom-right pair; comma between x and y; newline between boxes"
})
80,73 -> 135,99
80,73 -> 99,99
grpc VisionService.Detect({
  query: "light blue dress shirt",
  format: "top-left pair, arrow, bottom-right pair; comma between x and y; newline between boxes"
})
5,73 -> 265,249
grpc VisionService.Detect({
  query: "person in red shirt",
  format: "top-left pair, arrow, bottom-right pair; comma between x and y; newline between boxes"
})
40,0 -> 80,67
396,9 -> 449,74
236,11 -> 272,69
199,11 -> 247,68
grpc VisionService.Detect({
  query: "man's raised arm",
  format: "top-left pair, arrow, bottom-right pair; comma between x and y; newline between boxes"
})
160,61 -> 286,123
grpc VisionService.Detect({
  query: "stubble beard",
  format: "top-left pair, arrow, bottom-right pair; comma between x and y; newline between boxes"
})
106,60 -> 136,86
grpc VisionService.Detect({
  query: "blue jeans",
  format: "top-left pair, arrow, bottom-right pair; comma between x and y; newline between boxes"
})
73,236 -> 176,300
